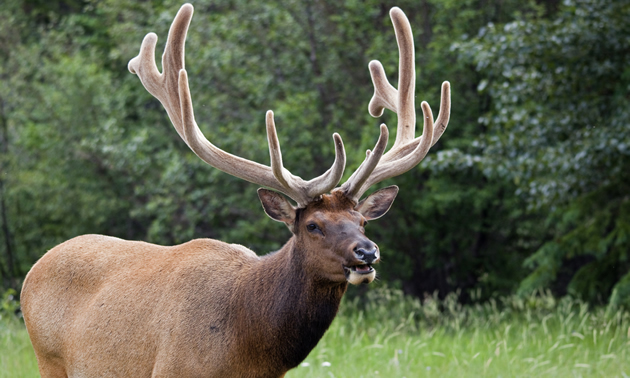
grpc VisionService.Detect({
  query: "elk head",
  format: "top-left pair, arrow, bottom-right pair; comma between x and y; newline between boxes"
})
257,187 -> 397,285
128,3 -> 451,286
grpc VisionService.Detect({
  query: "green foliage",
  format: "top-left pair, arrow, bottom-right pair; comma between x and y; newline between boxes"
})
0,0 -> 533,298
0,289 -> 19,318
609,272 -> 630,313
0,0 -> 627,308
456,0 -> 630,304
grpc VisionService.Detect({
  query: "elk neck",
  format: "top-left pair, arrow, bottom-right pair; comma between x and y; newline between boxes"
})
232,236 -> 348,370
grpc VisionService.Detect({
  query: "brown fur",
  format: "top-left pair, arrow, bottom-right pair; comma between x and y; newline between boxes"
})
21,190 -> 395,378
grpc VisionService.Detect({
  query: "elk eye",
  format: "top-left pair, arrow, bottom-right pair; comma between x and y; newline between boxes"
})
306,223 -> 319,232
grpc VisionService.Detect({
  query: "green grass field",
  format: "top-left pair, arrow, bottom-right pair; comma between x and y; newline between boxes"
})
2,288 -> 629,377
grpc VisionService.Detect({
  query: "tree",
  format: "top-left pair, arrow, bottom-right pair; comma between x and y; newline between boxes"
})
457,0 -> 630,305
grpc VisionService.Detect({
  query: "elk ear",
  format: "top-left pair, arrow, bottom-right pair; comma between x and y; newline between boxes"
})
258,188 -> 296,226
355,185 -> 399,220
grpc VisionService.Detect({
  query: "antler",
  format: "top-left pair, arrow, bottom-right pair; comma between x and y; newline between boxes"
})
128,3 -> 346,208
338,7 -> 451,203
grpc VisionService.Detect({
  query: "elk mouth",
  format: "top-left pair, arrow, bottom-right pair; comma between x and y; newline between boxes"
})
343,264 -> 376,285
344,264 -> 374,275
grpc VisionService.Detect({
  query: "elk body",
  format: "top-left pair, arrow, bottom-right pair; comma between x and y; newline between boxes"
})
21,4 -> 451,378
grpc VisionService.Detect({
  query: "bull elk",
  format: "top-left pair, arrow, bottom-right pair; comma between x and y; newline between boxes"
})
21,3 -> 450,377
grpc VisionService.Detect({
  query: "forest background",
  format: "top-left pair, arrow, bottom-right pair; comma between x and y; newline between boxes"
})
0,0 -> 629,309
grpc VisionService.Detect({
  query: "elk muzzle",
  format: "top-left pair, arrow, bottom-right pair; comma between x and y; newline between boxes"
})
345,241 -> 379,285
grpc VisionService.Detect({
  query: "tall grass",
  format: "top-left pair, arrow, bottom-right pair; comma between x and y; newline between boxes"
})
287,288 -> 630,377
1,288 -> 629,377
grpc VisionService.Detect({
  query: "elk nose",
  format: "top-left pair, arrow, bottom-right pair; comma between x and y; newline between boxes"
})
354,244 -> 379,264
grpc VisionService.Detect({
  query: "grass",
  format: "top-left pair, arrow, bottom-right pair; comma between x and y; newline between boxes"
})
1,288 -> 629,377
0,315 -> 38,378
286,288 -> 630,377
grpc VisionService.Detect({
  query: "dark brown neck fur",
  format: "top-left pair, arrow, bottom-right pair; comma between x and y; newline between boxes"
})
232,238 -> 347,375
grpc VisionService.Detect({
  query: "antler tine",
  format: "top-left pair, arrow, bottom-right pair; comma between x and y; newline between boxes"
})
130,3 -> 346,208
337,125 -> 389,197
377,81 -> 451,163
367,60 -> 397,117
340,7 -> 451,203
265,111 -> 346,201
431,81 -> 451,148
266,110 -> 292,189
128,4 -> 192,142
368,7 -> 416,151
304,132 -> 347,198
353,102 -> 434,198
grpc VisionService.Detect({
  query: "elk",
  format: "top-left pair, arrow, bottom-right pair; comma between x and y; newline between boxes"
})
21,3 -> 450,378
